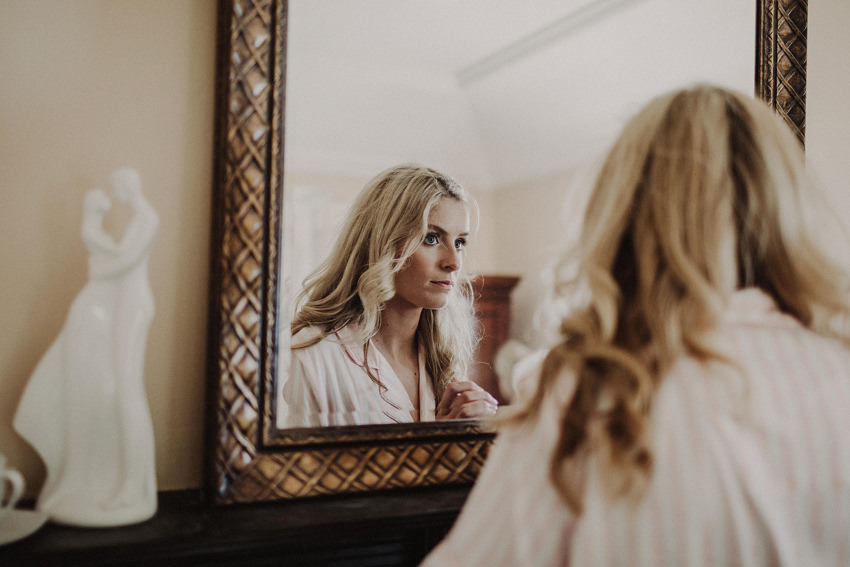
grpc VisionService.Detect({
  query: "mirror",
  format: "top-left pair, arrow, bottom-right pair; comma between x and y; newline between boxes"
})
206,0 -> 807,503
278,0 -> 755,429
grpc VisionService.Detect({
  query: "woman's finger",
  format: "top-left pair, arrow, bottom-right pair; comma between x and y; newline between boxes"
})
437,381 -> 495,414
437,381 -> 499,419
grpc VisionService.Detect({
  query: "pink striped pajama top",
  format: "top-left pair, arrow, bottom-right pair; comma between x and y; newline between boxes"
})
422,288 -> 850,566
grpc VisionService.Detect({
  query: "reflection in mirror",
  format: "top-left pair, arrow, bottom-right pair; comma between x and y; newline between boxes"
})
276,0 -> 755,430
280,164 -> 499,427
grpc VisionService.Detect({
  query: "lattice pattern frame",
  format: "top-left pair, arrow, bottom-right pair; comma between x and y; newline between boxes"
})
756,0 -> 807,144
206,0 -> 807,504
206,0 -> 493,504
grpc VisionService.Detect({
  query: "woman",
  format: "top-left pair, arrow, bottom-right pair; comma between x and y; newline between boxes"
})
282,164 -> 499,427
422,85 -> 850,566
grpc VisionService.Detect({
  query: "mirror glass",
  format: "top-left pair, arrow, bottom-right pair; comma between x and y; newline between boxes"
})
276,0 -> 755,429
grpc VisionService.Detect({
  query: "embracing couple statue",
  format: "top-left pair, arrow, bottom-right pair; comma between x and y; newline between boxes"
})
15,168 -> 159,527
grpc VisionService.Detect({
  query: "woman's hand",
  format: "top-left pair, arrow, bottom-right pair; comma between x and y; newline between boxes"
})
436,381 -> 499,420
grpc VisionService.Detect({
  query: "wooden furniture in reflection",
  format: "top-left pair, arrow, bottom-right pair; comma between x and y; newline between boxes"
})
470,275 -> 520,403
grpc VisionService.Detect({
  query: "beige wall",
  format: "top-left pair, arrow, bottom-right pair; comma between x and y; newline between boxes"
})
807,0 -> 850,269
1,1 -> 848,498
489,164 -> 597,348
0,1 -> 216,496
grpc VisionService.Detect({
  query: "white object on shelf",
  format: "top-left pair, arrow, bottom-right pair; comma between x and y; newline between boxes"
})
14,168 -> 160,527
0,510 -> 49,546
0,454 -> 24,522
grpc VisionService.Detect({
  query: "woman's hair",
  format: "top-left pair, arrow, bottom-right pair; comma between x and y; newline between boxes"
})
521,84 -> 850,514
291,164 -> 478,399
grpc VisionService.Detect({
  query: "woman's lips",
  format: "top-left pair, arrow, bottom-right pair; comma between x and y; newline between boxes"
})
431,280 -> 454,290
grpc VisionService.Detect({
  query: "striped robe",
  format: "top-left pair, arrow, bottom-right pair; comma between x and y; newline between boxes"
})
422,288 -> 850,567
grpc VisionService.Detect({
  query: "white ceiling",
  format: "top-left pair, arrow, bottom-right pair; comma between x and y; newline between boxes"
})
284,0 -> 756,189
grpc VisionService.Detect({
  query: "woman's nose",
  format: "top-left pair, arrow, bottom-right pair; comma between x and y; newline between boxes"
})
441,246 -> 460,272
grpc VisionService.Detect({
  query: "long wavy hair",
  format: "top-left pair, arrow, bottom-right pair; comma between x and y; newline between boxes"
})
291,164 -> 478,400
520,84 -> 850,514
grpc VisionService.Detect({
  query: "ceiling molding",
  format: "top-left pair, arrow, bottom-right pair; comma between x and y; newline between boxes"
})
456,0 -> 643,86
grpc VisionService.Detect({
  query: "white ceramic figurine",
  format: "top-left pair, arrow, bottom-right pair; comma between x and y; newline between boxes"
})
14,168 -> 159,527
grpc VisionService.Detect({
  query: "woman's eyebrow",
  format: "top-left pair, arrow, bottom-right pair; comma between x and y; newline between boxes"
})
427,224 -> 470,237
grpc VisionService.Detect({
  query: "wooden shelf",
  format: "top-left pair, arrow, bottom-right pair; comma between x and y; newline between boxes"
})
0,485 -> 471,566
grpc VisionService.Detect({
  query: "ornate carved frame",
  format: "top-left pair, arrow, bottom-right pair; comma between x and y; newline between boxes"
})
756,0 -> 807,143
205,0 -> 808,504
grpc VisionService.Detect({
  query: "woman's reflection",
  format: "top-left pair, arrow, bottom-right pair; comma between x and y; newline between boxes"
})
281,164 -> 499,427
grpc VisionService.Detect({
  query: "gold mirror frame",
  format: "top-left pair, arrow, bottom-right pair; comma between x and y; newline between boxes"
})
205,0 -> 807,504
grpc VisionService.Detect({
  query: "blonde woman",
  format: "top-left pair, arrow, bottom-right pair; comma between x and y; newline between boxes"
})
423,85 -> 850,566
283,164 -> 498,427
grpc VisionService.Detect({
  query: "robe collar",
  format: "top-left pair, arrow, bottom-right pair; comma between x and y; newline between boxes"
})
334,325 -> 437,422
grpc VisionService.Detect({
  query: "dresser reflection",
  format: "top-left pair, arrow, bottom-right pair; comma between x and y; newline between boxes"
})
470,275 -> 520,404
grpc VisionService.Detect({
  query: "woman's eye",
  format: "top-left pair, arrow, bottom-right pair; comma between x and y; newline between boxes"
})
424,233 -> 438,245
454,238 -> 466,250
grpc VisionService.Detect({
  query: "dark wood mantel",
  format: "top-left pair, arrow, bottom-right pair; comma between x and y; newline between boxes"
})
0,485 -> 471,566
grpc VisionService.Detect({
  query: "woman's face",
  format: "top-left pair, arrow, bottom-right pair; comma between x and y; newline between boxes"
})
391,198 -> 470,311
